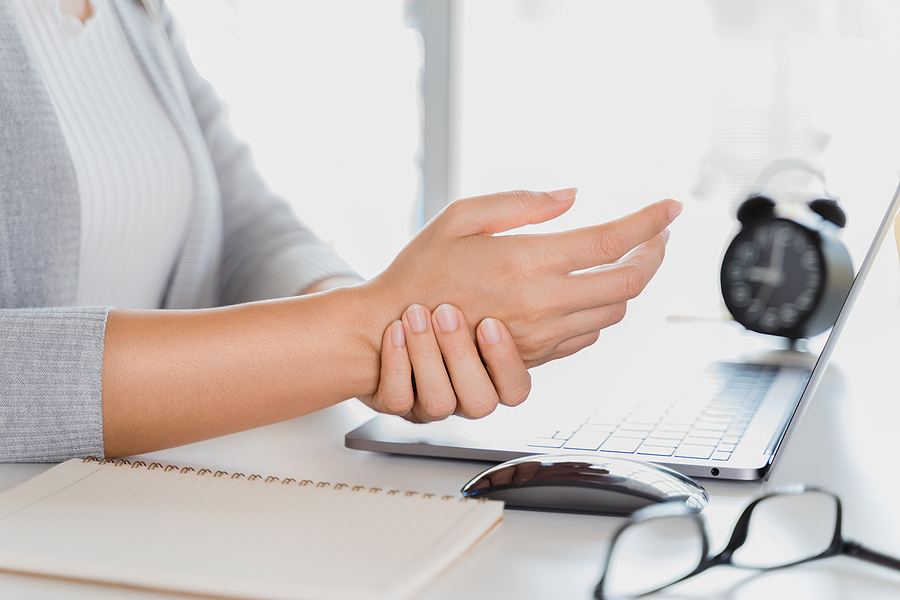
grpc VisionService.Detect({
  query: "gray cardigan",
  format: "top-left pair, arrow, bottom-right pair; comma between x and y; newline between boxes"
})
0,0 -> 358,462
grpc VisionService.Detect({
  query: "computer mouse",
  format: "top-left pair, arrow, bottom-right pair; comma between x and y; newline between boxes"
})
460,454 -> 708,516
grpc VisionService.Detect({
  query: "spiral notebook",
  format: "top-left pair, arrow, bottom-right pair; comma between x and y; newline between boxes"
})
0,457 -> 503,600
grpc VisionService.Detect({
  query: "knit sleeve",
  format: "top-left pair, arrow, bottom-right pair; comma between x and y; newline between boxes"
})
0,307 -> 109,462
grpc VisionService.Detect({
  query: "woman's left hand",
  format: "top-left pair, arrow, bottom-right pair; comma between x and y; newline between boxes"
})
359,304 -> 531,422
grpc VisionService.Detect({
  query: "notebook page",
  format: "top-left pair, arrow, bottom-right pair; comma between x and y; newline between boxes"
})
0,459 -> 503,600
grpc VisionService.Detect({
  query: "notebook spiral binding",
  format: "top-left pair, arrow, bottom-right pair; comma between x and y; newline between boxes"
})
82,457 -> 483,503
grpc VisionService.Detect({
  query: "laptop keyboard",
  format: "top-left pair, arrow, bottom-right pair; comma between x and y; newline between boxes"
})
526,362 -> 781,462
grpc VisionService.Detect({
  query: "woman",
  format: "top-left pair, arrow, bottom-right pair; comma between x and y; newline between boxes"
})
0,0 -> 678,462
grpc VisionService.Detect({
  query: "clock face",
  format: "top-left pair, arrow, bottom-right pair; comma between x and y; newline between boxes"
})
721,218 -> 824,337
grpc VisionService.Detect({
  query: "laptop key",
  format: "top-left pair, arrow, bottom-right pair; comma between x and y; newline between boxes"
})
613,429 -> 649,439
527,438 -> 567,449
655,423 -> 691,433
600,437 -> 643,454
683,433 -> 722,444
675,444 -> 716,460
618,423 -> 654,434
563,431 -> 610,451
645,432 -> 684,443
637,443 -> 677,457
692,421 -> 729,432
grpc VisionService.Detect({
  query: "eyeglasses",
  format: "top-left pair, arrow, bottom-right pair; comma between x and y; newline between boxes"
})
594,485 -> 900,599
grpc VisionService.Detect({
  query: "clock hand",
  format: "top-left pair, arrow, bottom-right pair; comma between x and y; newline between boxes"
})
746,266 -> 777,283
747,280 -> 775,322
746,227 -> 788,285
767,226 -> 788,286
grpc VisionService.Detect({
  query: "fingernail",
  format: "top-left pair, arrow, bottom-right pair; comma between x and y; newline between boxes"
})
435,305 -> 459,332
390,320 -> 406,347
662,228 -> 671,244
407,305 -> 428,333
548,188 -> 577,202
668,200 -> 684,223
481,318 -> 502,345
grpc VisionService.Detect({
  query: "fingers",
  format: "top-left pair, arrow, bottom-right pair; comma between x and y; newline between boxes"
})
429,305 -> 503,420
393,305 -> 532,422
516,303 -> 621,368
553,198 -> 681,273
476,318 -> 531,407
365,321 -> 415,416
525,329 -> 603,369
402,305 -> 459,422
559,229 -> 669,314
441,188 -> 578,236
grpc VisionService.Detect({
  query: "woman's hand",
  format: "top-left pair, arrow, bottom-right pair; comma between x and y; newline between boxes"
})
366,189 -> 680,368
100,189 -> 678,456
359,304 -> 530,422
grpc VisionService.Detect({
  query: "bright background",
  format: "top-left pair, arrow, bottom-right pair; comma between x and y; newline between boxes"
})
167,0 -> 900,323
167,0 -> 422,280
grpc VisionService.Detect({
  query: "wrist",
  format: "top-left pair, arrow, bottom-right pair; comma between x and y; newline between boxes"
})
301,276 -> 365,295
306,282 -> 398,398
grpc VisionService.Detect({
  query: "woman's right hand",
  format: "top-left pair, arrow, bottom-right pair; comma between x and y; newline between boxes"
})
365,189 -> 681,369
360,304 -> 531,423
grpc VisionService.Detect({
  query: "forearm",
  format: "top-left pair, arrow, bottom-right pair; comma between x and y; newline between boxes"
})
101,285 -> 386,456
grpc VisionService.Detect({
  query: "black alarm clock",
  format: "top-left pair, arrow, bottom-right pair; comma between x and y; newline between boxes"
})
720,195 -> 854,341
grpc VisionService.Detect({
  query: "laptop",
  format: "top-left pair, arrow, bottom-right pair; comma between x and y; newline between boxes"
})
346,182 -> 900,481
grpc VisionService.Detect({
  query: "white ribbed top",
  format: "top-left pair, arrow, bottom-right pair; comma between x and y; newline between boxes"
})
12,0 -> 192,309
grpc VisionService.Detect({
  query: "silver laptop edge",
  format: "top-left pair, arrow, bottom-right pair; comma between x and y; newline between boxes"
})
764,179 -> 900,478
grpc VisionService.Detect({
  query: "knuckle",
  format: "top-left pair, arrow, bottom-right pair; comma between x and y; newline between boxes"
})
617,264 -> 647,299
443,198 -> 464,219
502,376 -> 532,408
411,342 -> 444,365
504,189 -> 537,211
440,198 -> 468,229
515,326 -> 558,365
380,386 -> 414,416
643,233 -> 668,265
513,329 -> 546,361
460,391 -> 500,420
382,395 -> 413,416
516,291 -> 542,323
497,241 -> 541,287
438,332 -> 475,362
573,331 -> 602,354
421,392 -> 457,422
594,225 -> 629,260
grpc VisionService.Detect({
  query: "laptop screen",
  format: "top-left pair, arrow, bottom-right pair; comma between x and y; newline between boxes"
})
768,180 -> 900,473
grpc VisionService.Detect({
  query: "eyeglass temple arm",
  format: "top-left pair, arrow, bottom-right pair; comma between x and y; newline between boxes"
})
842,539 -> 900,571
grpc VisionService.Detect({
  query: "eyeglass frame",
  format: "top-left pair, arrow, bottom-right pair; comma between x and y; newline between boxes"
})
594,484 -> 900,599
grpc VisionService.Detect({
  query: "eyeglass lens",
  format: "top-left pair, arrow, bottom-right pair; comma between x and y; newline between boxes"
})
602,515 -> 705,598
732,490 -> 838,568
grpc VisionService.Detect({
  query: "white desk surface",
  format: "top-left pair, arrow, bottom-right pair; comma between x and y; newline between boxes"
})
2,240 -> 900,599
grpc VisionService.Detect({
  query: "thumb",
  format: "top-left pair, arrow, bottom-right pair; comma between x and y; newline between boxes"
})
444,188 -> 577,236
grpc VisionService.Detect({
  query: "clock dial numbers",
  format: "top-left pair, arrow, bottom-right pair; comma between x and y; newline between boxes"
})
736,240 -> 760,265
779,303 -> 800,328
760,307 -> 780,331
